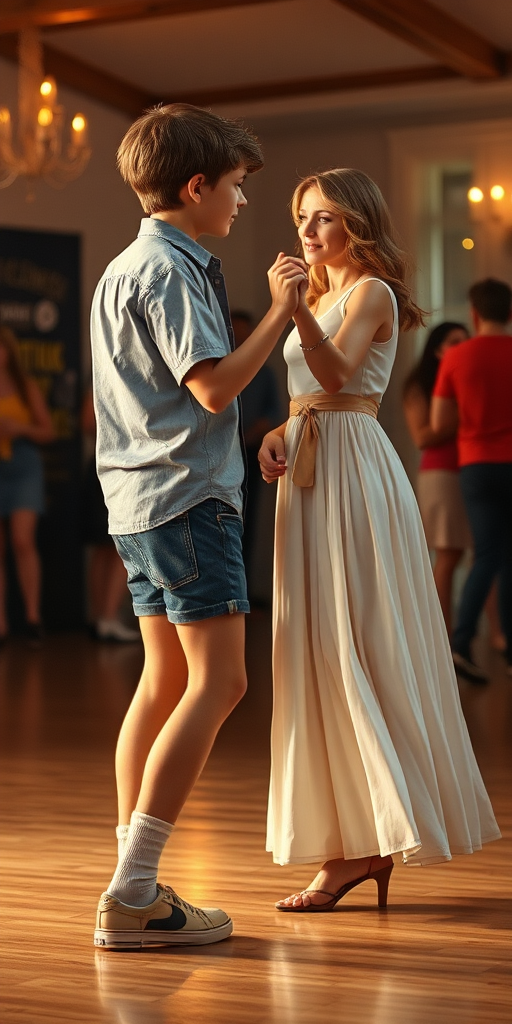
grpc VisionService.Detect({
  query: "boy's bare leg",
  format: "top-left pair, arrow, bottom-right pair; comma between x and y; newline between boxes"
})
133,613 -> 247,824
115,613 -> 247,828
115,616 -> 189,825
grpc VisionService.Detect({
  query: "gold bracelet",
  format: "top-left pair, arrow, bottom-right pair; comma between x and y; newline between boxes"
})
299,333 -> 329,352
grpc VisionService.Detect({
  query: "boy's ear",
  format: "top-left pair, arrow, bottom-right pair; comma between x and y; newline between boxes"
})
183,173 -> 206,205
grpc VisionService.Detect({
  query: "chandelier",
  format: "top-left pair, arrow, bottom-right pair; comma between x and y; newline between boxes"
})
0,27 -> 91,194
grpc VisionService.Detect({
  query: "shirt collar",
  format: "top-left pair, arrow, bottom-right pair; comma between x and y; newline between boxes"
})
138,218 -> 218,271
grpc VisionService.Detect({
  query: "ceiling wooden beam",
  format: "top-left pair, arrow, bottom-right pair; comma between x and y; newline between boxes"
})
335,0 -> 509,79
162,63 -> 459,106
0,33 -> 154,116
0,32 -> 459,118
0,0 -> 286,34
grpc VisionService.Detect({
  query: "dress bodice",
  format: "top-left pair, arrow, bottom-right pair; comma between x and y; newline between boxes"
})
284,276 -> 399,402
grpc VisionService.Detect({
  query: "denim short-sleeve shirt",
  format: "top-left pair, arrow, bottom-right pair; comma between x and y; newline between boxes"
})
90,219 -> 244,534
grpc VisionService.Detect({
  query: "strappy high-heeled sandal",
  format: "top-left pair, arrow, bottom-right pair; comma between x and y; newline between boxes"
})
276,856 -> 394,912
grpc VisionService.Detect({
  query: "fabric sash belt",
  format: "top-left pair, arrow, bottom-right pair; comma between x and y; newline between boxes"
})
289,392 -> 379,487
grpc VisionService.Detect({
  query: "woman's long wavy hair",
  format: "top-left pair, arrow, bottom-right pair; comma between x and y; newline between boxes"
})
403,321 -> 468,401
291,168 -> 426,332
0,326 -> 31,405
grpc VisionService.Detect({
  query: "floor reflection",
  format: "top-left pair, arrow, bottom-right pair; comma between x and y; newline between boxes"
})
95,951 -> 196,1024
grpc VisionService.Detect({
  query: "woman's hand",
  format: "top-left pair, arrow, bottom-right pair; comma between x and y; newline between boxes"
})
258,430 -> 287,483
297,275 -> 309,308
268,253 -> 308,319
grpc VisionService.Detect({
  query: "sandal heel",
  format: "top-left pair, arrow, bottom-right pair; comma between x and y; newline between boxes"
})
373,864 -> 393,908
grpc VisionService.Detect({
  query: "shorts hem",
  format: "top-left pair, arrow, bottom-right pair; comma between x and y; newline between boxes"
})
133,603 -> 167,617
167,599 -> 250,624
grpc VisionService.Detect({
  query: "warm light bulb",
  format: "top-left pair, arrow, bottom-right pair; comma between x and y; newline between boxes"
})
40,80 -> 53,97
0,107 -> 10,124
468,187 -> 484,203
490,185 -> 505,201
72,114 -> 86,133
462,238 -> 475,250
37,107 -> 53,127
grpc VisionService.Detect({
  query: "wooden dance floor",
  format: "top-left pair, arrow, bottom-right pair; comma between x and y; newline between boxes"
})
0,616 -> 511,1024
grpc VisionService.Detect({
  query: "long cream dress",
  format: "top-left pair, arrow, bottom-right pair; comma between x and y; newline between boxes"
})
267,276 -> 501,867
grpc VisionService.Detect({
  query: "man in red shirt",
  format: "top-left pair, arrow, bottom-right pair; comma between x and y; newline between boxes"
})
432,278 -> 512,683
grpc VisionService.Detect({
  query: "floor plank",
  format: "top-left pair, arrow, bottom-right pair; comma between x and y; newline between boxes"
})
0,619 -> 511,1024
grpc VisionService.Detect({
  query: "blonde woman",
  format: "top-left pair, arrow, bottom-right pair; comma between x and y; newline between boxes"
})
0,326 -> 54,644
259,169 -> 500,911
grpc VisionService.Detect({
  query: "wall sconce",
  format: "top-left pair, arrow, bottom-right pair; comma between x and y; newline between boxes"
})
467,182 -> 512,224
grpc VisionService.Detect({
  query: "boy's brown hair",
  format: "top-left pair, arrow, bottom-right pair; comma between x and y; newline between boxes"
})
117,103 -> 264,214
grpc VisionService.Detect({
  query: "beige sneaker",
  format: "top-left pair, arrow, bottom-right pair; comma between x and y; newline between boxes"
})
94,884 -> 233,949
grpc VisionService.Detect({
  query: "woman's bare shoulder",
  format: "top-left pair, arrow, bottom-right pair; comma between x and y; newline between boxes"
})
349,278 -> 392,308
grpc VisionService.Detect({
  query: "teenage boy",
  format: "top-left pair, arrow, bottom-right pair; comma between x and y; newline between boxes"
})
91,103 -> 307,949
432,278 -> 512,683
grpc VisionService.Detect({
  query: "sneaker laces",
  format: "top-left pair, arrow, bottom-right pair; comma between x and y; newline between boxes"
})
159,885 -> 211,924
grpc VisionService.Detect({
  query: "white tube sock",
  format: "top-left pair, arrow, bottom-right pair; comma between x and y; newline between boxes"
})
115,823 -> 129,860
108,811 -> 174,907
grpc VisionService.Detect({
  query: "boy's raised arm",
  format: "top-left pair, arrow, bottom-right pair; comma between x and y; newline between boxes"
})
183,254 -> 307,413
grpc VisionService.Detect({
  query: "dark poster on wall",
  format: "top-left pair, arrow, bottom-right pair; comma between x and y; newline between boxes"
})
0,227 -> 83,629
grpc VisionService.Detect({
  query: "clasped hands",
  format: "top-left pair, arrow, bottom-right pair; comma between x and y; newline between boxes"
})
258,252 -> 308,483
267,252 -> 308,318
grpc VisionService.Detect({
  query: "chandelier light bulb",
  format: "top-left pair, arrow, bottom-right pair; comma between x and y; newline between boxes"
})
39,76 -> 57,111
462,238 -> 475,250
468,187 -> 484,203
71,115 -> 86,133
490,185 -> 505,201
37,107 -> 53,127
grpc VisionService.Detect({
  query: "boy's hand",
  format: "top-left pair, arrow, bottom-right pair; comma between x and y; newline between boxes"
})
258,430 -> 287,483
268,253 -> 308,317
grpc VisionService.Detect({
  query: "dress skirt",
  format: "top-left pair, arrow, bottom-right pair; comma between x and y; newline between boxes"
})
267,410 -> 500,866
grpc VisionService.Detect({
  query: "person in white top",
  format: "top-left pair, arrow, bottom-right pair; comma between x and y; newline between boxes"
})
258,168 -> 500,913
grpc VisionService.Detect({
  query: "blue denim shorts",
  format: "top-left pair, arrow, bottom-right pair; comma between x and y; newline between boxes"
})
113,498 -> 249,624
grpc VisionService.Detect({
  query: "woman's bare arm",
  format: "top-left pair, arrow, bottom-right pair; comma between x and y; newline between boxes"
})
292,280 -> 392,394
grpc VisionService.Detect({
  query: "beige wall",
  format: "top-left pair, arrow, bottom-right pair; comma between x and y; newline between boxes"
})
212,114 -> 511,486
209,111 -> 512,597
2,50 -> 509,422
2,51 -> 510,597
